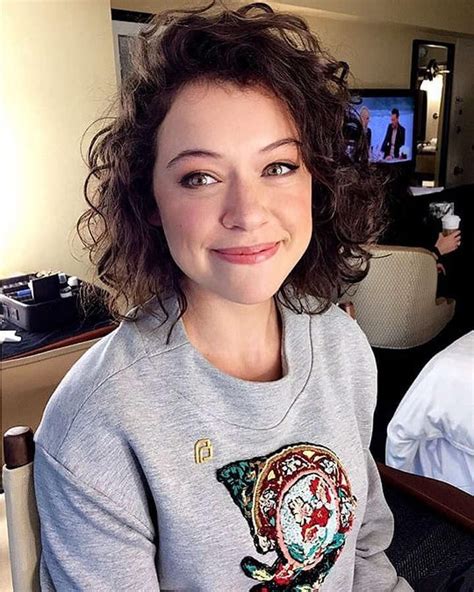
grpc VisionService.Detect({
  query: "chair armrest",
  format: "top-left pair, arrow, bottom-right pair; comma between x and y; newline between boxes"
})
3,427 -> 35,469
377,462 -> 474,532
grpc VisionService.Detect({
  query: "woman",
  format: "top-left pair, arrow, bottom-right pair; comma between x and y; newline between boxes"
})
33,2 -> 413,590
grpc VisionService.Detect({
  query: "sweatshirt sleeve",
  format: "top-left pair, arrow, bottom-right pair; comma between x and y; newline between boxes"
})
353,451 -> 413,591
34,444 -> 161,591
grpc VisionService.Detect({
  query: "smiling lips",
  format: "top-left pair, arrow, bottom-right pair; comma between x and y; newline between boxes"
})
214,242 -> 279,255
212,242 -> 281,264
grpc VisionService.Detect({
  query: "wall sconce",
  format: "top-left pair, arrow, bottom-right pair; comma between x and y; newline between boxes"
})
419,58 -> 451,81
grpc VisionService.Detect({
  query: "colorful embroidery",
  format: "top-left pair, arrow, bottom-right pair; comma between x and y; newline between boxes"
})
216,443 -> 357,591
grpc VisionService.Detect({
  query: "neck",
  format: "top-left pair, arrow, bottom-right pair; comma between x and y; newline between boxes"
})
180,284 -> 283,381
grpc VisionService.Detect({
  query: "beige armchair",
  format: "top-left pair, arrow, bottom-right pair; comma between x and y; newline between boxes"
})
340,245 -> 455,349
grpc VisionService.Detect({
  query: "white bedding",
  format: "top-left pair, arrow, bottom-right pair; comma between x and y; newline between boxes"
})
386,331 -> 474,494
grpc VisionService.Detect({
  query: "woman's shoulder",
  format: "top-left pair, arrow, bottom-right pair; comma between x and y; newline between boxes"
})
34,299 -> 183,457
288,295 -> 377,395
295,294 -> 372,344
317,302 -> 375,364
281,293 -> 376,378
298,297 -> 378,427
32,324 -> 140,447
54,317 -> 150,395
32,315 -> 169,527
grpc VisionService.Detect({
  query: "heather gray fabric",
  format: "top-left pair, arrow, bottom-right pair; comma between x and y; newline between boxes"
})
34,293 -> 413,591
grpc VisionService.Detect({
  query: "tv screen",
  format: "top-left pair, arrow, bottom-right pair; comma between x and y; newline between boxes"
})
352,90 -> 416,164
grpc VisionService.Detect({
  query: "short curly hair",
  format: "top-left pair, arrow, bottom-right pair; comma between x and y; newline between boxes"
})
78,0 -> 386,338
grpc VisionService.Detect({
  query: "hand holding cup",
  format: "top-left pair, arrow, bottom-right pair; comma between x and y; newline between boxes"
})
435,230 -> 462,256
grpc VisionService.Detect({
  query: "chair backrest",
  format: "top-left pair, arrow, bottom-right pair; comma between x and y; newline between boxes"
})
341,245 -> 455,349
2,426 -> 41,592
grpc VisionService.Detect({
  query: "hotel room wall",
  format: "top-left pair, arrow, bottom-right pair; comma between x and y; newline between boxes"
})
273,0 -> 474,37
446,38 -> 474,186
1,0 -> 468,281
1,0 -> 117,280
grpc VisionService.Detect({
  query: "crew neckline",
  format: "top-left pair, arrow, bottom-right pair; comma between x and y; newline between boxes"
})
137,292 -> 314,429
186,296 -> 288,380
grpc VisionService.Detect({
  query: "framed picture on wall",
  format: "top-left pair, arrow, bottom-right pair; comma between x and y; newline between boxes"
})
111,9 -> 153,86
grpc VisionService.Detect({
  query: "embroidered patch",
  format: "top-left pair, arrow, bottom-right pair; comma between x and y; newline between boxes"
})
216,443 -> 357,591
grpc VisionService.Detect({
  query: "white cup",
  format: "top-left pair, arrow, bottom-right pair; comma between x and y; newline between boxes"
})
441,214 -> 460,236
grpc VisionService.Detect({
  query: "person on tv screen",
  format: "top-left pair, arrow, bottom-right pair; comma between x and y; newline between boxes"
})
359,106 -> 372,159
382,108 -> 406,159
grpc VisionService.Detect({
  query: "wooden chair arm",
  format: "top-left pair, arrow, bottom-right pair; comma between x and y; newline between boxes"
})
377,461 -> 474,532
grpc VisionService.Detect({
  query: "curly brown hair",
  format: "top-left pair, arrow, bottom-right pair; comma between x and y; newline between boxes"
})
78,0 -> 386,340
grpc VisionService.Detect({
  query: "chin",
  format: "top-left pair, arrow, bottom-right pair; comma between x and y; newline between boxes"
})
223,292 -> 279,306
210,277 -> 287,306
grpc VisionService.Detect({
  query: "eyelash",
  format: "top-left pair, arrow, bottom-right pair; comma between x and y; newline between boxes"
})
179,162 -> 300,189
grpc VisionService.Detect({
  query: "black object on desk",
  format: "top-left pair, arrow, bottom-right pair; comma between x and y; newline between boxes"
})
28,274 -> 61,302
0,273 -> 79,331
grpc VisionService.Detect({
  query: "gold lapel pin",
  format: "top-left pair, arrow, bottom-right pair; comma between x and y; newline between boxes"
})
194,439 -> 213,464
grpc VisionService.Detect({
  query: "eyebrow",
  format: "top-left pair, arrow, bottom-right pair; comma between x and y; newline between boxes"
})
165,137 -> 302,169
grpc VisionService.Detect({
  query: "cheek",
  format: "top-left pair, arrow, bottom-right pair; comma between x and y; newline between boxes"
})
287,184 -> 312,233
160,201 -> 210,249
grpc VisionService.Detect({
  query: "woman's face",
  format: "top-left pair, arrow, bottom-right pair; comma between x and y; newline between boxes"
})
150,80 -> 313,306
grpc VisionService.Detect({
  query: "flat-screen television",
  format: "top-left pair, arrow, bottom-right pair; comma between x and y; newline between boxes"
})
351,89 -> 416,165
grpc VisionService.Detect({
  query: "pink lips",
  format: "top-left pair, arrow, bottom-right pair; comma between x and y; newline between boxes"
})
213,242 -> 280,265
214,242 -> 278,255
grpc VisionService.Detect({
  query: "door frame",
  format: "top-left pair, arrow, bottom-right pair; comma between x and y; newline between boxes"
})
410,40 -> 455,187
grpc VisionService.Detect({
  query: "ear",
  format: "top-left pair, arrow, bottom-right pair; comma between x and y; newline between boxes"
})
148,208 -> 162,227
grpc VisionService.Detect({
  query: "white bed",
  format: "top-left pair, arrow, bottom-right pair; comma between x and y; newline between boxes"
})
386,331 -> 474,495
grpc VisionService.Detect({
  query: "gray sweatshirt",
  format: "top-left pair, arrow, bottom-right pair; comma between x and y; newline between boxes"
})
34,293 -> 413,591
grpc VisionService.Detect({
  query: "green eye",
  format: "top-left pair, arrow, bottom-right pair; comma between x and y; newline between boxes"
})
179,172 -> 218,188
265,162 -> 299,176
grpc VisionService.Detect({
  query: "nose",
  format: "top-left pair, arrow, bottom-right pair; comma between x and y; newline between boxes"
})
221,177 -> 270,231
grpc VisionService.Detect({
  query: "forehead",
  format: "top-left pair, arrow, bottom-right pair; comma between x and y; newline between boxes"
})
156,80 -> 299,151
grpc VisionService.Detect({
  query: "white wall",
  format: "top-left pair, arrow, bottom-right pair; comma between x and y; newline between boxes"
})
446,39 -> 474,185
277,0 -> 474,36
1,0 -> 117,279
